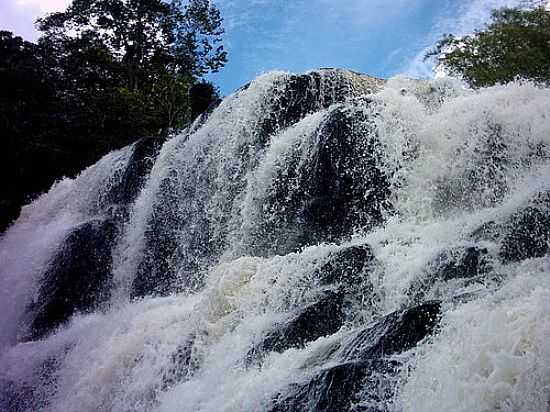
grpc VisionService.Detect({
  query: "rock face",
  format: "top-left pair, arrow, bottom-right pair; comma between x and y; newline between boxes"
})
249,291 -> 346,362
131,70 -> 386,296
24,137 -> 162,339
243,98 -> 391,257
301,106 -> 390,242
468,191 -> 550,264
433,246 -> 490,281
500,194 -> 550,262
244,236 -> 441,412
257,103 -> 390,254
26,218 -> 117,339
258,70 -> 383,141
107,137 -> 163,209
316,244 -> 375,286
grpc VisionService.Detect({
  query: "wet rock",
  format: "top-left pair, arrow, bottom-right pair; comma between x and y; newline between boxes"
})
346,301 -> 441,360
272,358 -> 402,412
0,355 -> 60,412
500,205 -> 550,263
470,220 -> 501,242
251,103 -> 391,256
249,292 -> 346,363
408,246 -> 491,304
433,122 -> 510,213
271,360 -> 370,412
107,137 -> 162,209
249,244 -> 375,363
133,71 -> 385,294
316,244 -> 375,286
270,302 -> 441,412
435,246 -> 489,281
22,138 -> 161,336
259,71 -> 383,142
162,334 -> 204,390
303,107 -> 391,243
130,166 -> 199,298
0,380 -> 33,412
26,218 -> 117,340
469,191 -> 550,263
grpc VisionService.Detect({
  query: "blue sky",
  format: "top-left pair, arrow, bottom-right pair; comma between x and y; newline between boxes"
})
1,0 -> 525,95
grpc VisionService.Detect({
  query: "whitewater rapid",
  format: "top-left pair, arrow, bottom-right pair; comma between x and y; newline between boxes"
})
1,70 -> 550,411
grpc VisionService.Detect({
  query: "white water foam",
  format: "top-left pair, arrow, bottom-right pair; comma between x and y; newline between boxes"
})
0,147 -> 133,349
1,72 -> 550,411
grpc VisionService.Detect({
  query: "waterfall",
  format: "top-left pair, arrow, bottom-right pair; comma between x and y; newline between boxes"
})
1,69 -> 549,411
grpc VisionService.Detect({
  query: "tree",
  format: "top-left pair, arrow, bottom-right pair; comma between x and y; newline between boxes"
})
0,1 -> 227,232
38,0 -> 226,91
0,31 -> 67,231
427,5 -> 550,88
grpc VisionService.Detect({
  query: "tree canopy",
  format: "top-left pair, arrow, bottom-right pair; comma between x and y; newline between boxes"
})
37,0 -> 226,133
0,0 -> 226,232
427,5 -> 550,88
39,0 -> 226,88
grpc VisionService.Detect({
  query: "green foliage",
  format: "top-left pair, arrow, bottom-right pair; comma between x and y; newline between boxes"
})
0,0 -> 227,231
428,6 -> 550,88
0,31 -> 71,231
37,0 -> 226,131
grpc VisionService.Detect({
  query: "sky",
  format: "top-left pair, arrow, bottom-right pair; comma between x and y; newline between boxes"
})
0,0 -> 530,95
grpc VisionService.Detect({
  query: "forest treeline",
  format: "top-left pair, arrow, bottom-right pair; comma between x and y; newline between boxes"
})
1,0 -> 226,231
2,3 -> 550,232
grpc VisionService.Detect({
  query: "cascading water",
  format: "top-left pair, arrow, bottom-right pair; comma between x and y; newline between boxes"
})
1,69 -> 549,412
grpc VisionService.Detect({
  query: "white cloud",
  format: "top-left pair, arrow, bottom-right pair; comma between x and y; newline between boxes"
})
0,0 -> 70,39
15,0 -> 70,14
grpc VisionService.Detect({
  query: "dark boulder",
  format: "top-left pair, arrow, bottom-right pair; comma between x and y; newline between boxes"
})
129,171 -> 202,298
24,137 -> 162,337
303,107 -> 390,243
0,358 -> 58,412
470,220 -> 501,242
132,71 -> 384,295
435,246 -> 489,281
469,191 -> 550,263
271,360 -> 371,412
272,359 -> 401,412
248,244 -> 375,363
25,218 -> 117,340
345,301 -> 441,360
106,137 -> 162,211
316,244 -> 375,286
132,71 -> 384,294
408,246 -> 491,303
500,204 -> 550,262
270,302 -> 441,412
330,301 -> 442,369
248,292 -> 346,364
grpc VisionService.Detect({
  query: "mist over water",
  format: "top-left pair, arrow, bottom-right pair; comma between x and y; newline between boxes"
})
1,70 -> 550,411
